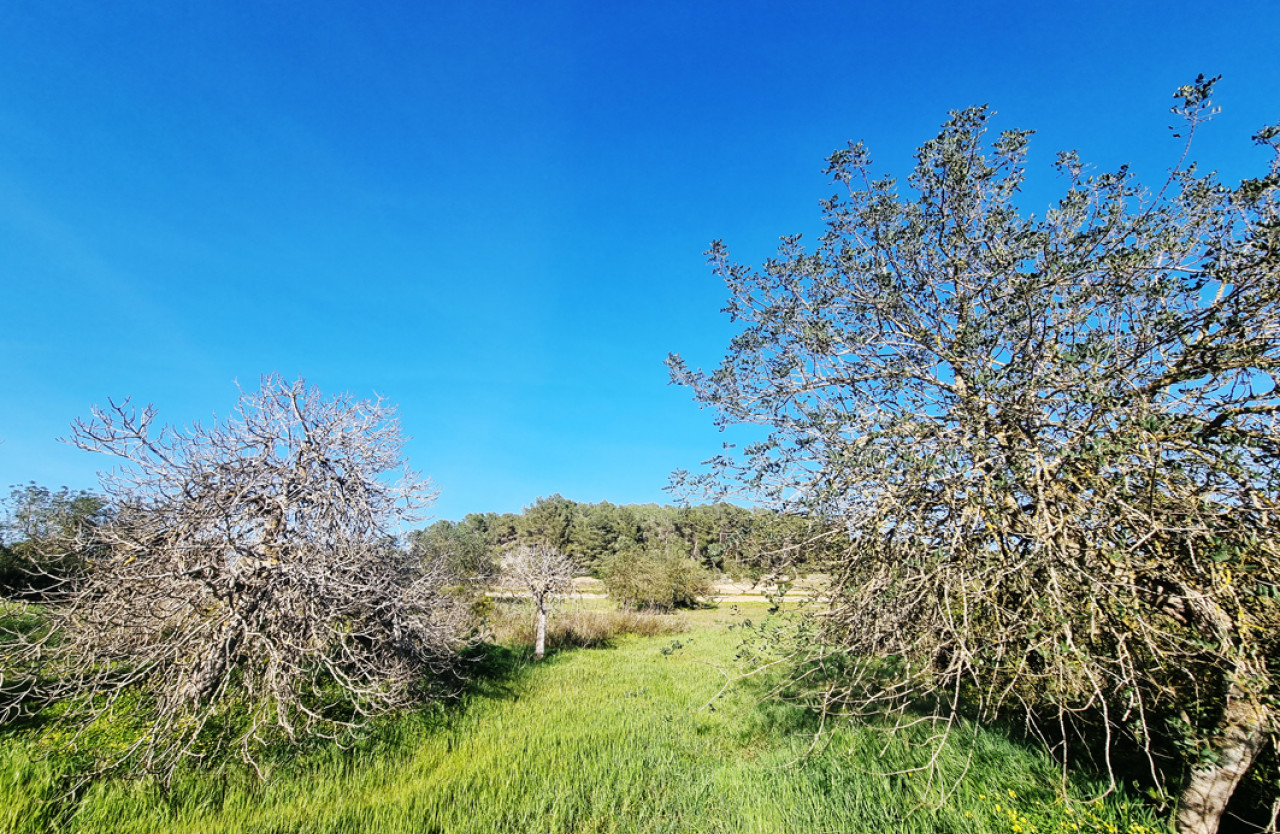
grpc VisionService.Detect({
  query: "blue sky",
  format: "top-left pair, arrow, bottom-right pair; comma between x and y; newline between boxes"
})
3,1 -> 1278,523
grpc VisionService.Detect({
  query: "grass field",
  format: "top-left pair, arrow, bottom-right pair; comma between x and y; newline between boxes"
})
0,601 -> 1168,833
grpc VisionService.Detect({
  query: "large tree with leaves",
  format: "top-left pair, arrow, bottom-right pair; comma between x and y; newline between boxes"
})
669,77 -> 1279,834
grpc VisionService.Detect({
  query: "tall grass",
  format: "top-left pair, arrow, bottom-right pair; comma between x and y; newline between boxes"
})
487,600 -> 687,650
0,604 -> 1168,833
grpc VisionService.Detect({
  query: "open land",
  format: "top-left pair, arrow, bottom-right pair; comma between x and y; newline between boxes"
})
0,600 -> 1164,834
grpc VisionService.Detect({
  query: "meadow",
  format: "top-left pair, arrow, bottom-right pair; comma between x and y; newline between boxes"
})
0,600 -> 1167,834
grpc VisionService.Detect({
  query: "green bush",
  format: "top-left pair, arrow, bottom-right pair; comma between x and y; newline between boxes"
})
0,485 -> 105,599
601,545 -> 713,611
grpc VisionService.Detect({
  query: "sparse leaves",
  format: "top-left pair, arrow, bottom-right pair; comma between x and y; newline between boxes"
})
673,80 -> 1279,834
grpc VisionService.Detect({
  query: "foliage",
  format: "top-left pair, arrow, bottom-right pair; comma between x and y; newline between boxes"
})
600,542 -> 713,611
669,77 -> 1280,833
0,375 -> 471,782
516,494 -> 579,555
0,601 -> 50,722
408,517 -> 499,582
416,496 -> 818,581
0,485 -> 106,598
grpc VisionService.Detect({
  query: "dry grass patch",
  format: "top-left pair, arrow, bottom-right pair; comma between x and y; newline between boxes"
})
488,603 -> 687,651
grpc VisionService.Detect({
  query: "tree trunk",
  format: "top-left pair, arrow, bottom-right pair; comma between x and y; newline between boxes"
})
180,620 -> 240,705
1176,678 -> 1269,834
534,596 -> 548,661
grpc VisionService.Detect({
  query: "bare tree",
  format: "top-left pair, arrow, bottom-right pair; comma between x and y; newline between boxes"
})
502,543 -> 575,660
670,78 -> 1279,834
0,375 -> 471,782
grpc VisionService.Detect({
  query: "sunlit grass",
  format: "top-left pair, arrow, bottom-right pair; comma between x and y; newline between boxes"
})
0,603 -> 1168,833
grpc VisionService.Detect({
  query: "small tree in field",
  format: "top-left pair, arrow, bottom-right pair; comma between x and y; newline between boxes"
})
669,78 -> 1279,834
0,375 -> 470,781
503,543 -> 575,660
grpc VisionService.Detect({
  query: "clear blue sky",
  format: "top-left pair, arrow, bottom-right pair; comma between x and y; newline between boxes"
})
3,1 -> 1278,523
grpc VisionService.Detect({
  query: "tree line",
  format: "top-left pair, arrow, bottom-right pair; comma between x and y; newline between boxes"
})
2,486 -> 827,611
407,493 -> 832,582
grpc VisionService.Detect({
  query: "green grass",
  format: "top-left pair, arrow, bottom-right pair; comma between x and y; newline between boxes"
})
0,603 -> 1168,834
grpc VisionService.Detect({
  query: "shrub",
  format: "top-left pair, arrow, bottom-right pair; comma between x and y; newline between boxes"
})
601,545 -> 713,611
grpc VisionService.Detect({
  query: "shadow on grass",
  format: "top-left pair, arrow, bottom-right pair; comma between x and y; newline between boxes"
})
722,613 -> 1193,829
448,641 -> 536,702
0,639 -> 542,813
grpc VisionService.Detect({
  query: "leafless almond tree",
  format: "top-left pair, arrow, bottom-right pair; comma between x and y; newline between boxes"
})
502,543 -> 575,660
0,375 -> 471,782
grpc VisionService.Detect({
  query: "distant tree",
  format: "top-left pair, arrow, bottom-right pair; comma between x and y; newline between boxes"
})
461,512 -> 505,547
672,504 -> 729,571
669,78 -> 1280,834
502,543 -> 575,660
0,375 -> 470,781
0,484 -> 106,598
569,501 -> 623,574
609,504 -> 645,553
409,518 -> 498,581
483,511 -> 523,549
517,495 -> 578,554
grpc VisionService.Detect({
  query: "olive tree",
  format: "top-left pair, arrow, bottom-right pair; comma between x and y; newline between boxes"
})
1,375 -> 470,781
668,77 -> 1279,834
